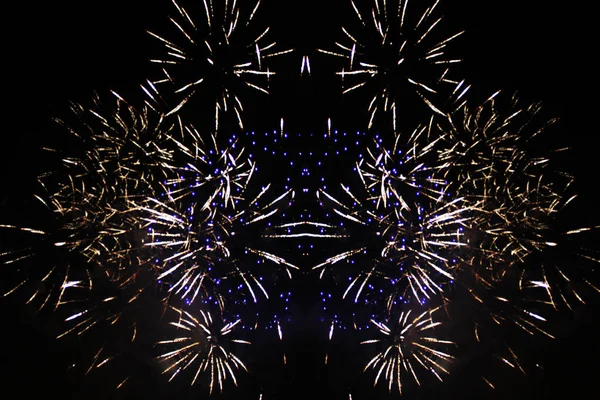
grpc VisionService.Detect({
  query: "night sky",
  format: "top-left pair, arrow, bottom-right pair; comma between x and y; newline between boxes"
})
2,1 -> 599,399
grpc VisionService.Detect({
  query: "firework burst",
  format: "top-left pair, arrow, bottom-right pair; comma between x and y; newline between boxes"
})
315,124 -> 472,317
361,306 -> 453,394
131,128 -> 298,309
312,88 -> 599,390
1,92 -> 176,312
157,305 -> 250,393
320,0 -> 463,129
148,0 -> 291,130
435,92 -> 581,308
1,88 -> 295,391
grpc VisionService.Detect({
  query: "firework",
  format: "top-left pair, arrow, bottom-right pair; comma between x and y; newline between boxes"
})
433,92 -> 588,314
148,0 -> 291,131
0,92 -> 187,386
157,305 -> 250,393
315,124 -> 472,317
432,93 -> 600,384
1,88 -> 295,391
1,92 -> 176,312
361,307 -> 453,394
437,91 -> 567,261
319,0 -> 463,129
2,0 -> 598,397
130,128 -> 298,309
311,86 -> 599,390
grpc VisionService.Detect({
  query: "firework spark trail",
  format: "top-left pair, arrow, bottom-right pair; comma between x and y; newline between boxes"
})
319,0 -> 464,129
157,305 -> 250,393
264,221 -> 351,239
361,306 -> 454,394
148,0 -> 291,131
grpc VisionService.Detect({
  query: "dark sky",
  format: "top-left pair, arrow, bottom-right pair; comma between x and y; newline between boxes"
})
1,1 -> 599,399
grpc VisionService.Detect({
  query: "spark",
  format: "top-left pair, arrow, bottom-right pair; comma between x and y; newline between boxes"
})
301,55 -> 311,76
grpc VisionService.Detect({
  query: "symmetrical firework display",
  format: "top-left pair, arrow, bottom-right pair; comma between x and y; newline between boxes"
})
1,0 -> 598,398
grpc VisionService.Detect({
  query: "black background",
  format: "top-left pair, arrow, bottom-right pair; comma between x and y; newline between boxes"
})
2,1 -> 599,399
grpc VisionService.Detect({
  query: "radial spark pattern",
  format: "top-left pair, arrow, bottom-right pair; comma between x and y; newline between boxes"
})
320,0 -> 463,129
361,307 -> 453,394
157,306 -> 250,393
315,124 -> 471,317
149,0 -> 290,130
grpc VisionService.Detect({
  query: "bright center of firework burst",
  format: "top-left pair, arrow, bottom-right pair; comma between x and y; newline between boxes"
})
191,326 -> 212,353
196,39 -> 236,85
377,40 -> 421,86
394,325 -> 418,350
